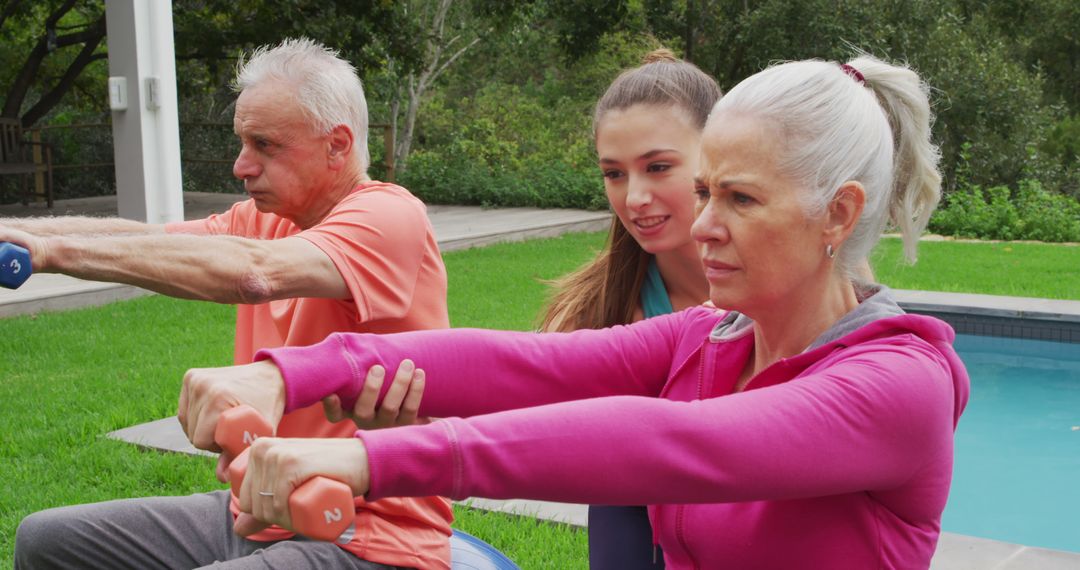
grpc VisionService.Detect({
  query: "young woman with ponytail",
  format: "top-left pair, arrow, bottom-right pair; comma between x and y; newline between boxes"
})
540,48 -> 719,569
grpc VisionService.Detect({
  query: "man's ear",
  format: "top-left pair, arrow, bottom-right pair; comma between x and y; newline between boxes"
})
326,125 -> 354,169
824,181 -> 866,246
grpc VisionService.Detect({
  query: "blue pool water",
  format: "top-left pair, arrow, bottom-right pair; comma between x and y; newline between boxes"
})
943,334 -> 1080,552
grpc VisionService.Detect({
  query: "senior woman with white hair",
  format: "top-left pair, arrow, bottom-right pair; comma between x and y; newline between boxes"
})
181,55 -> 969,569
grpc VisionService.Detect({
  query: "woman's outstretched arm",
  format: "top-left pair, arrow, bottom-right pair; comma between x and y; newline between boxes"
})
354,334 -> 961,507
234,330 -> 961,537
257,309 -> 706,417
179,308 -> 716,454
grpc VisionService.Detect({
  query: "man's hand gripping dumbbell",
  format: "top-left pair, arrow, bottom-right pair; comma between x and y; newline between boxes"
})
178,360 -> 403,542
0,242 -> 31,289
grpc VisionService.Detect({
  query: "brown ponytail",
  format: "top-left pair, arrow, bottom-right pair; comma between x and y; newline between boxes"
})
641,48 -> 678,65
540,218 -> 651,331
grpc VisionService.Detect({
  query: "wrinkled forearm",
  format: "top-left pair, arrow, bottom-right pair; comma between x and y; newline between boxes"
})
0,216 -> 162,237
41,233 -> 269,303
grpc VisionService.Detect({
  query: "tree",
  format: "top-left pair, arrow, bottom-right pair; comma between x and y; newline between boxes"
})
171,0 -> 417,118
382,0 -> 484,171
0,0 -> 106,127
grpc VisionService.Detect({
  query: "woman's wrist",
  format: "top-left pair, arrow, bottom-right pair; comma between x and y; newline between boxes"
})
343,438 -> 371,496
254,336 -> 358,413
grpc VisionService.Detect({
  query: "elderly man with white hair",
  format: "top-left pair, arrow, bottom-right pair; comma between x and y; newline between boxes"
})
10,38 -> 452,570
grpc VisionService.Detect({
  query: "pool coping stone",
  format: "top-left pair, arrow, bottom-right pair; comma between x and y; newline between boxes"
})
893,289 -> 1080,323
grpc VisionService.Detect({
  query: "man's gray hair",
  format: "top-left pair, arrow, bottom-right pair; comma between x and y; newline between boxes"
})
234,37 -> 370,172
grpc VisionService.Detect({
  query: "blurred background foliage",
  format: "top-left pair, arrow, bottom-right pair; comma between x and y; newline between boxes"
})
1,0 -> 1078,240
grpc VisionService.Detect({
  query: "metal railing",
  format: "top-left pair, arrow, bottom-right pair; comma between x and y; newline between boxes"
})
9,121 -> 396,203
176,122 -> 396,181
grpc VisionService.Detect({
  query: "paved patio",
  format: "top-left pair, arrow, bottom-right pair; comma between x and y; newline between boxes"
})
4,192 -> 1079,569
0,192 -> 612,318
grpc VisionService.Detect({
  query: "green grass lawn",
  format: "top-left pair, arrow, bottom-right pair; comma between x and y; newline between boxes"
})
0,231 -> 1077,568
871,237 -> 1080,299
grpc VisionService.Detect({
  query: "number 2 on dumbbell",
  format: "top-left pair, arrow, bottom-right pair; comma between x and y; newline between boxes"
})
217,405 -> 355,542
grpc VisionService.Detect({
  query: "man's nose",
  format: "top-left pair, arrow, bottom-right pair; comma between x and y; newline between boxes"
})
233,145 -> 260,180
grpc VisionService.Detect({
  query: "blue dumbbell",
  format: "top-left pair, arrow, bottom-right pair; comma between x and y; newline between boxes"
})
0,242 -> 32,289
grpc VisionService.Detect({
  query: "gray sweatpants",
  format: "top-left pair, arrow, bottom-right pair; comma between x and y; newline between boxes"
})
14,491 -> 411,570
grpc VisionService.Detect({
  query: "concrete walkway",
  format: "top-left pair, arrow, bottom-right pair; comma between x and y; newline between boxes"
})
0,192 -> 611,318
4,192 -> 1079,569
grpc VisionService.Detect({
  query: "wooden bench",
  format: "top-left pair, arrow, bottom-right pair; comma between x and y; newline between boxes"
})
0,118 -> 54,208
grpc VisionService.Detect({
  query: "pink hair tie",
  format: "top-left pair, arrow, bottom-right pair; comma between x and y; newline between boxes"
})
840,63 -> 865,85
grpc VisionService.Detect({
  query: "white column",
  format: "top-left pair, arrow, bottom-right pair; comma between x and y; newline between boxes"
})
105,0 -> 183,223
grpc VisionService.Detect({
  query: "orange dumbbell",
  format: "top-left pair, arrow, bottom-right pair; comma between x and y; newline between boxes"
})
217,405 -> 355,542
214,405 -> 274,457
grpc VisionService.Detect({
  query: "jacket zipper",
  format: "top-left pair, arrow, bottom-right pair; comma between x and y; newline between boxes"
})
696,343 -> 707,399
675,345 -> 708,568
652,505 -> 661,564
675,503 -> 699,570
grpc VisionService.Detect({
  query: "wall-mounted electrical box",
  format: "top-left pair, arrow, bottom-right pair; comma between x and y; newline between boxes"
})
108,77 -> 127,111
145,77 -> 160,110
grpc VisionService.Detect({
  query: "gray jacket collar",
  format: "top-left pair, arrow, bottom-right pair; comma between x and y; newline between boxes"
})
708,283 -> 905,349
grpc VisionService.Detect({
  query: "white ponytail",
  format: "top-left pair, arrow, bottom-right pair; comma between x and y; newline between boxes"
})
710,55 -> 940,275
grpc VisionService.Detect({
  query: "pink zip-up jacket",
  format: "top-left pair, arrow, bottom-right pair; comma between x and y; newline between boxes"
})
257,288 -> 969,569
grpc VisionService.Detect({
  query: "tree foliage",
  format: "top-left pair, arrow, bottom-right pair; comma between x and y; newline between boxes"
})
170,0 -> 419,118
401,0 -> 1079,211
0,0 -> 106,127
0,0 -> 1078,225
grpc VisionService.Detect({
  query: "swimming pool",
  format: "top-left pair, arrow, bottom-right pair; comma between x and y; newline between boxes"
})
943,333 -> 1080,553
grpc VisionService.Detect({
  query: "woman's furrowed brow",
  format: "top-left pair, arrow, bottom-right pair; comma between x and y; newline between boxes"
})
639,148 -> 681,160
694,175 -> 764,193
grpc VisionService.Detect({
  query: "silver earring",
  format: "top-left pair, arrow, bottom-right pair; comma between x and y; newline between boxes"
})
826,244 -> 836,259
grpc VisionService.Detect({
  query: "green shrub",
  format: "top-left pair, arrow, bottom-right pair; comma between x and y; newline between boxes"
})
1040,115 -> 1080,170
930,185 -> 1013,240
1035,114 -> 1080,199
1012,179 -> 1080,242
931,140 -> 1080,242
399,148 -> 606,210
930,179 -> 1080,242
396,73 -> 610,209
390,31 -> 668,211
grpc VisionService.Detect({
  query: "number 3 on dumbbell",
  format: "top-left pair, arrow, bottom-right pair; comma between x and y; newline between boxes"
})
0,242 -> 32,289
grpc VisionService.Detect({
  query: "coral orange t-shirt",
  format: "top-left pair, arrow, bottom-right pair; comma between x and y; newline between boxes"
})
167,181 -> 452,569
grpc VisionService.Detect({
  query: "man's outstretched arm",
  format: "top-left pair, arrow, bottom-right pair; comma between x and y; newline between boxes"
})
0,216 -> 164,237
0,226 -> 347,303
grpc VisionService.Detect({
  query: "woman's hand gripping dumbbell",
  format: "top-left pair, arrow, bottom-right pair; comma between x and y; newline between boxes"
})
216,405 -> 360,542
178,360 -> 405,540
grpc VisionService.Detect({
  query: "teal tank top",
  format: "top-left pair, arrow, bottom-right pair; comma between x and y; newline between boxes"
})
639,256 -> 674,318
